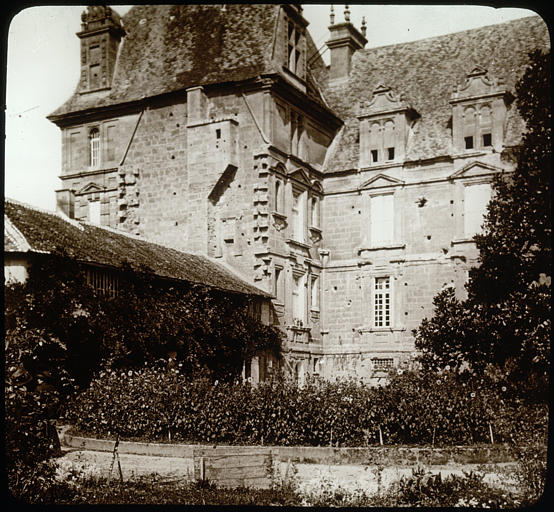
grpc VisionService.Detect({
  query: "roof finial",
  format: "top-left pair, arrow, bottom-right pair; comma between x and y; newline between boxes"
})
344,5 -> 350,23
330,5 -> 335,25
361,16 -> 367,37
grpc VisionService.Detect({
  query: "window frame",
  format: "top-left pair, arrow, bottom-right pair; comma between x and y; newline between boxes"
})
291,186 -> 307,243
373,276 -> 392,329
463,181 -> 492,238
89,127 -> 101,168
369,192 -> 395,247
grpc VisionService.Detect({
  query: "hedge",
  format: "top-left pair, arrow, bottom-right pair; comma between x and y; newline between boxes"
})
63,367 -> 548,447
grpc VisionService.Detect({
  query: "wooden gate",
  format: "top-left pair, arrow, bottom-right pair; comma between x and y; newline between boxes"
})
193,447 -> 274,488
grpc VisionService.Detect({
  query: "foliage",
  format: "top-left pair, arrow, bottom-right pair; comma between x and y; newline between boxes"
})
414,50 -> 551,391
64,367 -> 548,447
4,253 -> 282,387
5,319 -> 72,502
372,467 -> 520,508
50,464 -> 532,507
52,474 -> 301,506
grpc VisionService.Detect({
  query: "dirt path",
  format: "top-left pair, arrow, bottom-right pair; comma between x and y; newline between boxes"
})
55,448 -> 517,494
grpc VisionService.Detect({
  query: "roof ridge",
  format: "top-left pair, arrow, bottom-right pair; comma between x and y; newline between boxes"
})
362,14 -> 540,52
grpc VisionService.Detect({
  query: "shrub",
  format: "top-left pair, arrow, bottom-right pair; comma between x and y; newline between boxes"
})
64,367 -> 548,448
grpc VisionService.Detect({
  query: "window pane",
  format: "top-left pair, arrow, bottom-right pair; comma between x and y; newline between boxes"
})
374,276 -> 391,327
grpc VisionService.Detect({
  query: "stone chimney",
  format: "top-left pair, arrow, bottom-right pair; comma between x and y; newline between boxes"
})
77,5 -> 125,93
326,5 -> 367,82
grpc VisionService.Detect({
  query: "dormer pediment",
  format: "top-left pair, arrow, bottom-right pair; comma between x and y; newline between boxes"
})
358,84 -> 411,118
358,173 -> 404,191
451,66 -> 507,102
288,167 -> 312,187
77,182 -> 104,195
449,160 -> 504,180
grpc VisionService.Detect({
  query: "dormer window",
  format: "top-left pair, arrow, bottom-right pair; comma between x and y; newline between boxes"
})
89,128 -> 100,167
282,8 -> 307,80
450,67 -> 510,154
358,85 -> 418,168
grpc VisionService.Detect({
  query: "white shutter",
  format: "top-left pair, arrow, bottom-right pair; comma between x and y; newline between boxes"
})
464,183 -> 491,237
370,194 -> 394,246
89,200 -> 101,224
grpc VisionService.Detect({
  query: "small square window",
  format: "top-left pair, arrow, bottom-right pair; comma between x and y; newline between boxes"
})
464,136 -> 474,150
482,133 -> 492,147
371,149 -> 379,163
387,147 -> 395,160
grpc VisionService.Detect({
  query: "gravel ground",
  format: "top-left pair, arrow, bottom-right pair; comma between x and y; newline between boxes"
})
55,448 -> 517,494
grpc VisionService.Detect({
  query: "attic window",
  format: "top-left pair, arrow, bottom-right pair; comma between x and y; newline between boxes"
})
482,133 -> 492,147
387,147 -> 395,160
371,150 -> 379,163
464,136 -> 474,150
285,18 -> 304,78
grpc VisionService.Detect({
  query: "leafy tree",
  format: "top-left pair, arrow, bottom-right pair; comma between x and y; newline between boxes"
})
414,50 -> 551,394
5,252 -> 283,388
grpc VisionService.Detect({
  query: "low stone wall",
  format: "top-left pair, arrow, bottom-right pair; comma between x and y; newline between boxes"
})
61,429 -> 516,466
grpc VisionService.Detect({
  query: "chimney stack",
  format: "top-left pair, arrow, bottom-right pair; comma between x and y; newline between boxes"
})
326,5 -> 367,82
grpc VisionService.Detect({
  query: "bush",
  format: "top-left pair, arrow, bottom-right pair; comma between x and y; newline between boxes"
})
64,366 -> 548,447
372,467 -> 520,508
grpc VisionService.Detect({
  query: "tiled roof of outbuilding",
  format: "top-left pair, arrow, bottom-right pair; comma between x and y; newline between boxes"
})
49,4 -> 325,119
322,15 -> 550,172
4,198 -> 269,297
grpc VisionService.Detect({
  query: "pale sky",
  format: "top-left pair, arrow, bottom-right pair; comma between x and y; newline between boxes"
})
5,4 -> 537,211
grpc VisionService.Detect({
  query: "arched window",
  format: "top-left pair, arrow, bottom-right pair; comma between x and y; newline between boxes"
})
89,128 -> 100,167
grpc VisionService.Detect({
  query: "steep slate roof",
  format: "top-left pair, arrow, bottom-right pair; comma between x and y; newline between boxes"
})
4,199 -> 269,297
49,4 -> 325,118
322,15 -> 550,172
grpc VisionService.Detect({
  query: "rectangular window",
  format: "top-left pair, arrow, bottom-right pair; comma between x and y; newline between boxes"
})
464,183 -> 491,237
292,189 -> 306,243
482,133 -> 492,147
107,125 -> 116,162
287,21 -> 303,75
88,200 -> 101,224
69,131 -> 80,168
374,276 -> 391,328
370,194 -> 394,246
86,267 -> 119,297
292,273 -> 307,323
464,136 -> 474,150
372,357 -> 394,370
310,196 -> 319,228
291,111 -> 303,156
311,274 -> 319,309
274,267 -> 284,302
371,149 -> 379,163
387,147 -> 395,160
